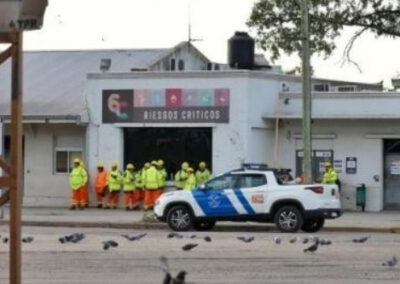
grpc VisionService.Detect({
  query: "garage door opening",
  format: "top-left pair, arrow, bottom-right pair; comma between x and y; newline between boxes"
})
124,128 -> 212,180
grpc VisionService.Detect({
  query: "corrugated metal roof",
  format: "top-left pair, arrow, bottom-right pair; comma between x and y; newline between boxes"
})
0,48 -> 168,119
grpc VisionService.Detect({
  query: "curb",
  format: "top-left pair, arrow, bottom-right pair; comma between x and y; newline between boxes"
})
1,220 -> 400,234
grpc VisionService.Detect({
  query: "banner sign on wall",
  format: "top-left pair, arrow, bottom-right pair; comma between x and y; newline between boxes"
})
102,89 -> 230,124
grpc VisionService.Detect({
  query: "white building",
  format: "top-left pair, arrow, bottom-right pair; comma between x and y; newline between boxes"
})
0,41 -> 396,212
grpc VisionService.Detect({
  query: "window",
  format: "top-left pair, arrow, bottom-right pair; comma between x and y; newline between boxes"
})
313,84 -> 329,92
54,136 -> 83,174
178,59 -> 185,71
170,59 -> 176,71
205,174 -> 239,191
239,174 -> 267,188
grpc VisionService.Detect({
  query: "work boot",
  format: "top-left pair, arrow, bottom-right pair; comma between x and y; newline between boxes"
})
125,207 -> 130,211
104,206 -> 110,210
79,206 -> 85,210
97,204 -> 103,209
69,205 -> 76,210
85,204 -> 89,208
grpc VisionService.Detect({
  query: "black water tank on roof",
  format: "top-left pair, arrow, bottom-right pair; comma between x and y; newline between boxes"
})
228,31 -> 255,69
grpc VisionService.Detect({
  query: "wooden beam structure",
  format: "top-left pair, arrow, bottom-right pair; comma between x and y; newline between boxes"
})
0,31 -> 23,284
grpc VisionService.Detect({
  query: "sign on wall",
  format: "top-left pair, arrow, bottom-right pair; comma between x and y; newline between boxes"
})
102,89 -> 230,124
346,157 -> 357,174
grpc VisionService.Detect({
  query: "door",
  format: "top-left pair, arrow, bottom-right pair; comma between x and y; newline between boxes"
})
192,174 -> 239,217
384,153 -> 400,209
296,150 -> 333,181
232,174 -> 268,214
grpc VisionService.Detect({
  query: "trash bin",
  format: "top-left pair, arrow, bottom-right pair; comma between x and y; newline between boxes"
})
356,184 -> 366,211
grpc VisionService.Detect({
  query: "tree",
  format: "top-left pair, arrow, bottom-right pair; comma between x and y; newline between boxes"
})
247,0 -> 400,70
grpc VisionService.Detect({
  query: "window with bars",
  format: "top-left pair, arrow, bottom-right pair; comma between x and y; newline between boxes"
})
54,136 -> 83,174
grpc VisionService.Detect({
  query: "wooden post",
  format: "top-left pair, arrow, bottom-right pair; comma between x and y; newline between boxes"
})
9,31 -> 23,284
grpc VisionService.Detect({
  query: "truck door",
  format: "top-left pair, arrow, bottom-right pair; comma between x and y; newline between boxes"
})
232,174 -> 267,214
192,174 -> 240,217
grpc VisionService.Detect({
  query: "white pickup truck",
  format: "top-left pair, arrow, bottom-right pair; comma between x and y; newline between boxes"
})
154,164 -> 343,233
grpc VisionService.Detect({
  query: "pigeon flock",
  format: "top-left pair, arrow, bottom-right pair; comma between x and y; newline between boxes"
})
0,231 -> 398,283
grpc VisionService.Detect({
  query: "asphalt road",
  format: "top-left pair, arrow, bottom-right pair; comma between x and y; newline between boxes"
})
0,227 -> 400,284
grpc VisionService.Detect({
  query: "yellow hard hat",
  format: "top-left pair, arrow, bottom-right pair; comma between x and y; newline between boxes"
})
325,161 -> 332,167
157,160 -> 164,166
144,162 -> 150,168
73,158 -> 80,164
182,162 -> 189,170
127,163 -> 134,170
111,161 -> 118,168
199,161 -> 206,168
151,160 -> 157,166
97,161 -> 104,168
187,167 -> 194,172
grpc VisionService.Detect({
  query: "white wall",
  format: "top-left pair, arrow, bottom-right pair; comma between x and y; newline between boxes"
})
22,124 -> 85,207
85,74 -> 254,183
277,119 -> 390,212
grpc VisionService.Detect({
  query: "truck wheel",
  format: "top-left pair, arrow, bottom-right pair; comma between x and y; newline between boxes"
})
193,220 -> 216,231
302,218 -> 325,233
166,205 -> 193,231
274,206 -> 304,233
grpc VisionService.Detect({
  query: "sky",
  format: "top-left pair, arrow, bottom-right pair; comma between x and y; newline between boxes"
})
17,0 -> 400,87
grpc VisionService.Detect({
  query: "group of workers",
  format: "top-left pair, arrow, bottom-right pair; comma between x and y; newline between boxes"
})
69,159 -> 212,211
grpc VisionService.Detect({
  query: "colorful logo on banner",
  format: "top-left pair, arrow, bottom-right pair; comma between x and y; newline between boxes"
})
102,90 -> 133,123
102,88 -> 230,123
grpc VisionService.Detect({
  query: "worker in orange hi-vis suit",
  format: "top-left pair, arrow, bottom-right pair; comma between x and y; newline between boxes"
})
95,161 -> 108,209
80,160 -> 90,208
140,162 -> 151,201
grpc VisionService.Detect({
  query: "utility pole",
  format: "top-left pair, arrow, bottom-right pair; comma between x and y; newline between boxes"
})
300,0 -> 312,183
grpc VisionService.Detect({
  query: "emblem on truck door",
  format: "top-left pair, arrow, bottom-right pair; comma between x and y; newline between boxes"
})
208,194 -> 221,208
251,194 -> 264,204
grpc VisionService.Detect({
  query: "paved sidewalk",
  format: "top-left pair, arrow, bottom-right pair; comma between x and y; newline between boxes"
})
1,207 -> 400,233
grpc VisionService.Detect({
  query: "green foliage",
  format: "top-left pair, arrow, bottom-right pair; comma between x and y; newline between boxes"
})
248,0 -> 400,62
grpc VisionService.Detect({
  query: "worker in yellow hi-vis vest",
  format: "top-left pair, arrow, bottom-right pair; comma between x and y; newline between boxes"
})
69,158 -> 88,210
143,161 -> 162,210
106,162 -> 123,209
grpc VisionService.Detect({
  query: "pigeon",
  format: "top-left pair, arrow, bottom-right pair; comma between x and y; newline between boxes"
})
168,232 -> 183,239
121,233 -> 147,241
274,237 -> 282,244
2,237 -> 8,243
163,273 -> 172,284
353,236 -> 370,243
107,240 -> 119,247
173,271 -> 187,284
69,233 -> 85,244
302,237 -> 309,244
204,236 -> 212,242
237,236 -> 254,243
188,234 -> 197,239
325,240 -> 332,246
160,256 -> 170,274
382,256 -> 398,267
304,241 -> 319,253
289,237 -> 299,244
59,233 -> 85,244
182,243 -> 198,251
103,242 -> 111,250
22,236 -> 34,243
